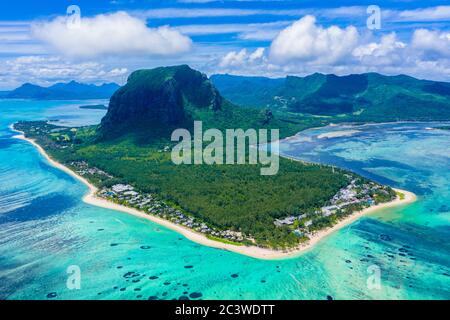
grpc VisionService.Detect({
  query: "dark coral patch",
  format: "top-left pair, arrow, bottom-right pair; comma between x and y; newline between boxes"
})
189,292 -> 203,299
380,234 -> 392,241
148,296 -> 158,300
149,276 -> 159,280
231,274 -> 239,278
179,295 -> 190,300
140,245 -> 151,250
123,271 -> 140,278
326,295 -> 333,300
184,265 -> 193,269
46,292 -> 57,299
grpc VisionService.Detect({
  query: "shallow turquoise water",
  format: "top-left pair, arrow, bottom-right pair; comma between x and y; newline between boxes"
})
0,100 -> 449,300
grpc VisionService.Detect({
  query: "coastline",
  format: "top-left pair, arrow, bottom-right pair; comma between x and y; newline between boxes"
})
11,124 -> 417,260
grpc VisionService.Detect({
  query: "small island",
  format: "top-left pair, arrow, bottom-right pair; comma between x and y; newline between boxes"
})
11,66 -> 417,259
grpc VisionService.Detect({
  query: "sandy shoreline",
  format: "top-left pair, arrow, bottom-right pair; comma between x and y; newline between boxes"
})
11,124 -> 417,260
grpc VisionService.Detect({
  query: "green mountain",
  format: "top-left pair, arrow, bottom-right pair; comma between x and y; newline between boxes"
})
7,81 -> 120,100
211,73 -> 450,120
99,65 -> 222,136
15,65 -> 397,249
99,65 -> 317,139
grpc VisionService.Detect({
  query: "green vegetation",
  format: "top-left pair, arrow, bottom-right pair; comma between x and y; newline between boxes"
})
206,235 -> 243,246
98,65 -> 324,140
16,120 -> 352,249
13,65 -> 399,249
211,73 -> 450,121
7,81 -> 119,100
16,122 -> 356,247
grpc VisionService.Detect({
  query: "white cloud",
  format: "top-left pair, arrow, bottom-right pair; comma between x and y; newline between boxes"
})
137,6 -> 369,20
216,47 -> 276,76
319,6 -> 367,18
31,11 -> 192,59
177,21 -> 291,39
352,32 -> 406,59
137,8 -> 308,19
412,29 -> 450,57
0,55 -> 129,89
249,47 -> 265,61
238,29 -> 281,41
269,15 -> 359,65
219,48 -> 266,68
215,18 -> 450,81
397,6 -> 450,22
136,6 -> 450,23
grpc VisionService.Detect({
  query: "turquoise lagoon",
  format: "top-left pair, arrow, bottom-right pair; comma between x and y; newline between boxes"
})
0,99 -> 449,300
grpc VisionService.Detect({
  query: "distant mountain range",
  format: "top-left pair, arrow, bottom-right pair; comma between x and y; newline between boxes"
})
97,65 -> 450,140
98,65 -> 309,139
211,73 -> 450,120
5,67 -> 450,123
6,81 -> 120,100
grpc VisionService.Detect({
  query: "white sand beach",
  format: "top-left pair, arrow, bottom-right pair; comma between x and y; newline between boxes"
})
12,125 -> 417,260
317,130 -> 361,139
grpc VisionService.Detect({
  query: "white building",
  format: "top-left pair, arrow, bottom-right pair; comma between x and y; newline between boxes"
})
112,184 -> 134,193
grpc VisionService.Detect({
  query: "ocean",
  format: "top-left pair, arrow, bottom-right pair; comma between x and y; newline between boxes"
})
0,99 -> 449,299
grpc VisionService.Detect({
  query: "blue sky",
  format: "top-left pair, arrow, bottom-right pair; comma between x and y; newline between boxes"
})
0,0 -> 449,89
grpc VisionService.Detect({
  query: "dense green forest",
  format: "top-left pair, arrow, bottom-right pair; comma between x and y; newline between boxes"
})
16,121 -> 353,248
98,65 -> 326,140
211,73 -> 450,121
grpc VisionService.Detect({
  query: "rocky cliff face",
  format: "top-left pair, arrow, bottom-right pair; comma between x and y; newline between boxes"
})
99,65 -> 223,137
